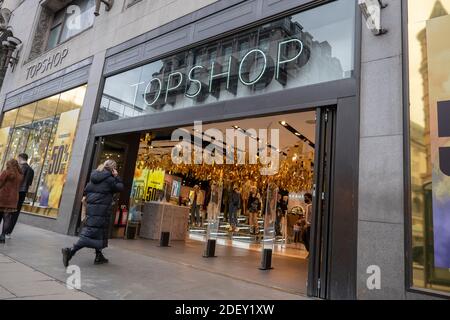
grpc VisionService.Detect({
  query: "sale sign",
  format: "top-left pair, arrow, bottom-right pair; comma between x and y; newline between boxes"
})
45,109 -> 80,209
131,167 -> 149,200
147,169 -> 165,190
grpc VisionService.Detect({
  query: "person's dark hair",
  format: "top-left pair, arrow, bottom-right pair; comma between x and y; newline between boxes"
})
18,153 -> 29,161
6,159 -> 22,175
304,193 -> 313,203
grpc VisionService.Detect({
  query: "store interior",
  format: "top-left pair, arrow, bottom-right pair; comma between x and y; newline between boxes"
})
99,110 -> 316,260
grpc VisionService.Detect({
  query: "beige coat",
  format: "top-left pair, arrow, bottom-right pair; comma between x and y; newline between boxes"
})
189,190 -> 204,206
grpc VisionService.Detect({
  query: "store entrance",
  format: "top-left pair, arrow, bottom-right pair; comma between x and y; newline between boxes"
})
90,107 -> 335,297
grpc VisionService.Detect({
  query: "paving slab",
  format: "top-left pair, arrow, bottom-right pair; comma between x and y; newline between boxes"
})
0,286 -> 15,299
0,224 -> 308,300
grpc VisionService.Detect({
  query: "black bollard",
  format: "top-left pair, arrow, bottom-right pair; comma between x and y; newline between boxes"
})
259,248 -> 273,270
203,239 -> 217,258
159,232 -> 170,247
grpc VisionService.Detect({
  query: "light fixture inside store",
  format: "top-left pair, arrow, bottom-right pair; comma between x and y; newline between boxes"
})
94,0 -> 114,16
278,121 -> 315,149
234,126 -> 288,156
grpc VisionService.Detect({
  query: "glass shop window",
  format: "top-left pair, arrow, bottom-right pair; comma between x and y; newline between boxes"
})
407,0 -> 450,295
0,85 -> 87,218
46,0 -> 95,50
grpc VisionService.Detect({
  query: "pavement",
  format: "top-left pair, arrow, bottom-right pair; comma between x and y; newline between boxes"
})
0,253 -> 95,300
0,223 -> 309,300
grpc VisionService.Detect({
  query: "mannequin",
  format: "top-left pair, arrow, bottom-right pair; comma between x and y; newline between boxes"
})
228,185 -> 241,232
241,180 -> 252,217
222,179 -> 232,221
207,181 -> 220,221
247,185 -> 261,235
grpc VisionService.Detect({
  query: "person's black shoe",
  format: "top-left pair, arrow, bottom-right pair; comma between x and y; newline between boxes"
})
94,252 -> 109,265
62,248 -> 72,267
0,235 -> 5,243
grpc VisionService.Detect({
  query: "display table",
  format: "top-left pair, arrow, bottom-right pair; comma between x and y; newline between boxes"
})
139,201 -> 190,241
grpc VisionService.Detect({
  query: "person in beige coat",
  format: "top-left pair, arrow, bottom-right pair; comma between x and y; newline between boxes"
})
189,185 -> 204,226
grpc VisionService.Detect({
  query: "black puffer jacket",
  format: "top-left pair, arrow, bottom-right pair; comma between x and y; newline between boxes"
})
78,170 -> 124,250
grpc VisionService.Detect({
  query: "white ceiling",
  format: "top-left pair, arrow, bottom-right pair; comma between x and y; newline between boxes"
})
181,110 -> 316,154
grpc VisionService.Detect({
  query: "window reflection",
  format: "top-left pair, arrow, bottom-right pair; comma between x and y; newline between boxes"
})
408,0 -> 450,294
99,0 -> 355,123
0,85 -> 86,218
1,109 -> 18,128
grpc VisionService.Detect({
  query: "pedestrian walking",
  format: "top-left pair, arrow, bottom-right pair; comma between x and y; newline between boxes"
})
0,159 -> 23,243
189,185 -> 204,226
247,186 -> 261,235
302,193 -> 313,258
61,160 -> 124,266
6,153 -> 34,238
228,185 -> 241,232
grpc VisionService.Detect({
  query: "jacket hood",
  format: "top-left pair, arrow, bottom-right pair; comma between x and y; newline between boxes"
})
90,170 -> 112,184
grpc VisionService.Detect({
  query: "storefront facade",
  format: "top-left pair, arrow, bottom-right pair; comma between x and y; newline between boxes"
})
0,0 -> 448,300
91,0 -> 359,300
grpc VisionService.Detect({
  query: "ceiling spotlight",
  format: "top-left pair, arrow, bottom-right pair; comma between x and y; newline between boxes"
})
279,121 -> 315,149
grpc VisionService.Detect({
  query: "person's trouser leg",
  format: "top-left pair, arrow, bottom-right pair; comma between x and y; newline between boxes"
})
195,206 -> 201,225
190,206 -> 195,225
232,211 -> 237,228
275,213 -> 281,235
250,212 -> 257,233
304,226 -> 311,252
1,214 -> 13,237
69,240 -> 85,257
0,212 -> 4,238
191,204 -> 199,225
229,210 -> 235,228
8,192 -> 26,235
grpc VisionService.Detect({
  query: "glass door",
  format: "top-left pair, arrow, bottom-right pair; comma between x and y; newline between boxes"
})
307,107 -> 336,299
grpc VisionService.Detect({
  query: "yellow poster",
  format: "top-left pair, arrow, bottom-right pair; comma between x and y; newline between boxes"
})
44,109 -> 80,209
0,127 -> 10,166
147,169 -> 165,190
132,167 -> 149,200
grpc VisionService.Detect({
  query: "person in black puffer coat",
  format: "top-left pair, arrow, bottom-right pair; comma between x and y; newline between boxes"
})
62,160 -> 124,267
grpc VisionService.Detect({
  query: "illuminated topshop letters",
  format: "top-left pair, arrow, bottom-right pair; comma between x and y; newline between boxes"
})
135,37 -> 307,108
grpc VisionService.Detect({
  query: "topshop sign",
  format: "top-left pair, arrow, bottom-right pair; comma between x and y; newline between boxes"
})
26,48 -> 69,80
131,38 -> 310,108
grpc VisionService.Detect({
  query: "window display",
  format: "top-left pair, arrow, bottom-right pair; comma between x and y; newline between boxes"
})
128,111 -> 315,258
407,0 -> 450,293
0,85 -> 86,218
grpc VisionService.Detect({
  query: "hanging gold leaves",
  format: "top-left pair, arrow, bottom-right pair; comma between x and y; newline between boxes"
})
136,145 -> 314,193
